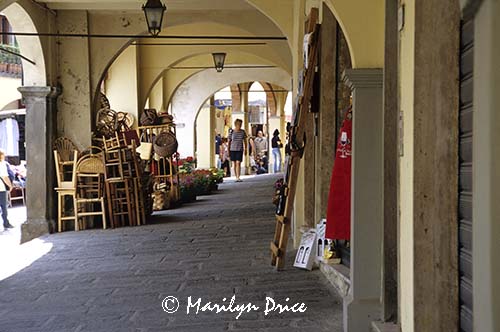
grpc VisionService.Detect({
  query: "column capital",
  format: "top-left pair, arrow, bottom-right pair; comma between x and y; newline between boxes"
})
18,86 -> 52,98
18,86 -> 59,104
342,68 -> 383,89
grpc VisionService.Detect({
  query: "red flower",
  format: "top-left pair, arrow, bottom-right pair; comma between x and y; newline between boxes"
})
186,156 -> 194,162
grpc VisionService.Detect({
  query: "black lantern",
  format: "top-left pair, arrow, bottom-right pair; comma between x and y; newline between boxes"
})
212,53 -> 227,72
142,0 -> 167,37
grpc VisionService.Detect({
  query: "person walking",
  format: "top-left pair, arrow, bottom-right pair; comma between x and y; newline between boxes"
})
228,119 -> 247,182
0,150 -> 14,230
214,131 -> 222,169
220,137 -> 231,177
254,130 -> 268,158
271,129 -> 283,173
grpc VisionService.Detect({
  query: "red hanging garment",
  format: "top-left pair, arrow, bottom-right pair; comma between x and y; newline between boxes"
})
326,108 -> 352,240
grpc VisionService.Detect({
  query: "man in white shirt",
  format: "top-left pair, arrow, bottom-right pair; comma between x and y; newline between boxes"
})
0,149 -> 13,229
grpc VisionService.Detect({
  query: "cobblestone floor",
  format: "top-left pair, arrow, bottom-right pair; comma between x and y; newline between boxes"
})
0,174 -> 342,332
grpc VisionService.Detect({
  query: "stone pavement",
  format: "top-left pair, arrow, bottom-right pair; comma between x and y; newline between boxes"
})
0,174 -> 343,332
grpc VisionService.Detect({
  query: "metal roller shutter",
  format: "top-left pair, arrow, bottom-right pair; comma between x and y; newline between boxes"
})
458,17 -> 474,332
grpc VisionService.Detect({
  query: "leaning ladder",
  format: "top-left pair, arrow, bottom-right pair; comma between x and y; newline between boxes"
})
271,10 -> 320,270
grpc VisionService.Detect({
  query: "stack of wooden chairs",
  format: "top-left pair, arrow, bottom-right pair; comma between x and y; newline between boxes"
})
54,139 -> 107,232
102,132 -> 146,228
54,135 -> 147,232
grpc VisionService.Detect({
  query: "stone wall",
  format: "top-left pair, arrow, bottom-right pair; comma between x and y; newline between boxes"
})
56,10 -> 92,148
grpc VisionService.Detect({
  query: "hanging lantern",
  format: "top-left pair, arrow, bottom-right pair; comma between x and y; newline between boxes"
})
212,53 -> 227,73
142,0 -> 167,37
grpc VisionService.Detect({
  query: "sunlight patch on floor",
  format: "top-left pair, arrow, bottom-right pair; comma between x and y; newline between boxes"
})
0,238 -> 53,281
0,206 -> 53,281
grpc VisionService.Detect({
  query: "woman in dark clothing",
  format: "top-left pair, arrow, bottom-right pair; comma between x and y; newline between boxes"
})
271,129 -> 283,173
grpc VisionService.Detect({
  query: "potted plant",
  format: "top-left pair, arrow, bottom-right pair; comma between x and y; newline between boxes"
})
178,174 -> 196,203
177,156 -> 197,174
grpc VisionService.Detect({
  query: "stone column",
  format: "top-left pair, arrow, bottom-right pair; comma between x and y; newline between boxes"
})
18,86 -> 59,243
382,0 -> 399,323
315,3 -> 337,222
342,69 -> 384,332
412,1 -> 460,331
240,85 -> 250,175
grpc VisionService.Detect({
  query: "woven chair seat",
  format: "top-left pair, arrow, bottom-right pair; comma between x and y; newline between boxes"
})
77,156 -> 105,174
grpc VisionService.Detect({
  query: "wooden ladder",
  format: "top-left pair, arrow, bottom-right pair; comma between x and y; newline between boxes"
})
271,9 -> 320,270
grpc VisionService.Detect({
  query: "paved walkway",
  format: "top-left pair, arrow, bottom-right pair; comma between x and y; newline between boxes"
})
0,174 -> 342,332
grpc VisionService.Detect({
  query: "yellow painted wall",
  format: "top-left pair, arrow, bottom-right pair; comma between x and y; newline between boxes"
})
323,0 -> 385,68
0,77 -> 21,110
399,0 -> 415,331
246,0 -> 294,48
149,76 -> 163,112
105,45 -> 139,124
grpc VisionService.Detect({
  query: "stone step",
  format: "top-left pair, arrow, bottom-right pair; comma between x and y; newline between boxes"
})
319,261 -> 351,297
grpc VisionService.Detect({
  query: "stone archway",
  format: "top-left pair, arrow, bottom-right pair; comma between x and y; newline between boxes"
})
1,2 -> 47,86
170,67 -> 291,157
258,81 -> 277,116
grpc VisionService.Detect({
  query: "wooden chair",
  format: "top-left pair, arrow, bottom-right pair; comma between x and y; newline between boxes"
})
102,132 -> 127,152
54,137 -> 80,181
103,134 -> 134,180
102,135 -> 137,228
54,150 -> 78,232
8,186 -> 25,207
75,151 -> 107,230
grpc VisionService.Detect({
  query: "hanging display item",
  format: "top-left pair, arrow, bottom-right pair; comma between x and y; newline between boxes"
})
326,107 -> 352,240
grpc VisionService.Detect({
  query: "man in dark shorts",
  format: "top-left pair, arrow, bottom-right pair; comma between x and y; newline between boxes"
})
228,119 -> 247,182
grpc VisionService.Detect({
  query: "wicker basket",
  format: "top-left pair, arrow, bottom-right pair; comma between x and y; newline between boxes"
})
153,131 -> 178,157
157,112 -> 174,125
140,109 -> 158,126
95,108 -> 117,138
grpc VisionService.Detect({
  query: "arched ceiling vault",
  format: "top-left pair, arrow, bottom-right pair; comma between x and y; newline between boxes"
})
141,50 -> 282,111
90,8 -> 292,111
246,0 -> 385,68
